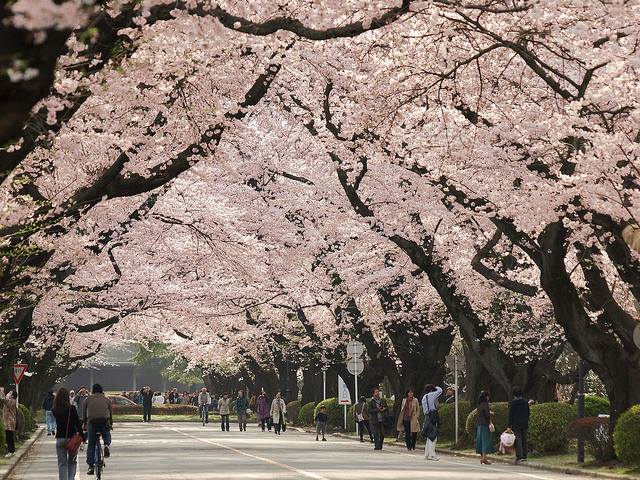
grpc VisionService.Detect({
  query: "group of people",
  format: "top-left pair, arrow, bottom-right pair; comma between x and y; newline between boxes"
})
358,384 -> 530,465
41,384 -> 113,479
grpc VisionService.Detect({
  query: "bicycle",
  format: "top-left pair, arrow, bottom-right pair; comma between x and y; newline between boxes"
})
94,432 -> 105,479
199,404 -> 208,426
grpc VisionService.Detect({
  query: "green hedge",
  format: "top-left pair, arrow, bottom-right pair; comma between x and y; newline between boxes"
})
583,396 -> 610,417
439,401 -> 472,443
465,402 -> 510,439
299,402 -> 316,426
614,404 -> 640,465
314,398 -> 342,428
0,418 -> 6,454
529,402 -> 576,453
286,400 -> 301,425
112,404 -> 198,415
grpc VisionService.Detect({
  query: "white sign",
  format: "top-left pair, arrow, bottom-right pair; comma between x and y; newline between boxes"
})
338,375 -> 352,405
346,356 -> 365,375
346,340 -> 365,357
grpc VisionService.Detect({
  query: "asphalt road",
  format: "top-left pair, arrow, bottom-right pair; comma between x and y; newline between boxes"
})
11,422 -> 596,480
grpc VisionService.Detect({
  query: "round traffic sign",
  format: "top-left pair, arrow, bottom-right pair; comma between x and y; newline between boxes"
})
347,356 -> 365,375
347,340 -> 365,356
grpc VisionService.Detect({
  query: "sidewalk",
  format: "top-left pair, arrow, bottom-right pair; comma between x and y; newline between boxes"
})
0,427 -> 44,480
294,427 -> 639,480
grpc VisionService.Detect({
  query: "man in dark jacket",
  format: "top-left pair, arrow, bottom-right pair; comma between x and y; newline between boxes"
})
368,388 -> 389,451
508,387 -> 531,462
42,390 -> 56,435
140,386 -> 153,422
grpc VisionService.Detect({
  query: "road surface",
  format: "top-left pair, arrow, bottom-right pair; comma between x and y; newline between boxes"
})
11,422 -> 595,479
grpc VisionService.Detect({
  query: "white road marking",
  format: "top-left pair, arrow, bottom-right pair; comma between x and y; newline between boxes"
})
163,425 -> 330,480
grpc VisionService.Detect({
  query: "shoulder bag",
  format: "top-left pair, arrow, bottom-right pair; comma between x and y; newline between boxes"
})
65,407 -> 83,454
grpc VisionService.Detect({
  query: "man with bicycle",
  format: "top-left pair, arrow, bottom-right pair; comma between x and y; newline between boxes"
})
82,384 -> 113,475
198,388 -> 211,424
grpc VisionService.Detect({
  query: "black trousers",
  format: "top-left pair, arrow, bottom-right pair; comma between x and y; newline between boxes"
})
260,417 -> 272,431
6,430 -> 15,453
358,420 -> 373,441
143,404 -> 152,422
403,420 -> 417,450
372,422 -> 384,450
274,417 -> 284,434
514,428 -> 528,459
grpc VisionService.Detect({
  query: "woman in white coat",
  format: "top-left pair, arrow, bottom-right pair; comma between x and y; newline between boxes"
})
270,391 -> 287,435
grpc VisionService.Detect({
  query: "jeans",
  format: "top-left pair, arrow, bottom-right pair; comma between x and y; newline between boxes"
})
372,422 -> 384,450
237,412 -> 247,430
56,438 -> 78,480
403,420 -> 417,450
45,410 -> 56,434
5,430 -> 15,453
316,421 -> 327,438
358,420 -> 373,441
514,428 -> 528,460
143,404 -> 152,422
220,414 -> 230,431
86,421 -> 111,467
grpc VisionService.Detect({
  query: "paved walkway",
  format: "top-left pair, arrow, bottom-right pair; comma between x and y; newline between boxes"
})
10,422 -> 597,479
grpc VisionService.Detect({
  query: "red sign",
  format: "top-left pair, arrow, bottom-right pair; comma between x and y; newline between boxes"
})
13,364 -> 28,385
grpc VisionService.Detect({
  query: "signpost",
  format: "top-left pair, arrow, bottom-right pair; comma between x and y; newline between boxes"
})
338,375 -> 352,429
346,340 -> 365,434
13,364 -> 28,405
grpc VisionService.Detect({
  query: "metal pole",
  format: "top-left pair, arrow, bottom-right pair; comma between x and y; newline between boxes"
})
323,369 -> 327,400
355,364 -> 359,435
344,404 -> 347,430
16,382 -> 19,407
577,360 -> 585,463
454,356 -> 459,446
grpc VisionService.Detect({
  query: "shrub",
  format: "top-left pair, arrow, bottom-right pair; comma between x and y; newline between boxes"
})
18,405 -> 35,434
314,398 -> 344,429
439,401 -> 472,443
299,402 -> 316,426
465,402 -> 510,440
583,396 -> 610,418
112,404 -> 198,415
529,402 -> 576,454
567,417 -> 613,461
16,407 -> 26,440
614,404 -> 640,465
0,418 -> 6,454
286,400 -> 301,425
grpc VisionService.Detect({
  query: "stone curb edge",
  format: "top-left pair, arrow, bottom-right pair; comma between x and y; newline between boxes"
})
0,426 -> 45,480
293,427 -> 636,480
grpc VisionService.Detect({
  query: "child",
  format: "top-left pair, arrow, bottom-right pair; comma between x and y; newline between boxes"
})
315,406 -> 328,441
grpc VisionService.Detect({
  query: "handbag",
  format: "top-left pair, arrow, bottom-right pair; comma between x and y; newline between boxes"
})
489,422 -> 496,433
65,407 -> 83,454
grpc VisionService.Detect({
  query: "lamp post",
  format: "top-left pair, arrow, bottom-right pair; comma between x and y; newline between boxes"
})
577,359 -> 586,463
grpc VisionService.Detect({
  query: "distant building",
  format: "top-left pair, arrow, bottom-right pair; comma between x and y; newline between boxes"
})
58,344 -> 203,392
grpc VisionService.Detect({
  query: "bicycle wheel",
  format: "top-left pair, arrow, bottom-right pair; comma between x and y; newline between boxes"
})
95,441 -> 103,479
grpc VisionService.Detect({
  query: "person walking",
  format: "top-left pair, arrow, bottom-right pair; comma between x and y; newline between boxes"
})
2,390 -> 17,457
397,389 -> 420,451
198,388 -> 211,424
353,396 -> 373,443
236,390 -> 249,431
43,389 -> 56,436
218,393 -> 231,431
82,384 -> 113,475
140,386 -> 153,422
315,405 -> 328,441
422,384 -> 443,460
476,390 -> 494,465
368,388 -> 389,450
270,391 -> 287,435
52,387 -> 85,480
72,387 -> 88,418
257,391 -> 271,431
508,387 -> 530,463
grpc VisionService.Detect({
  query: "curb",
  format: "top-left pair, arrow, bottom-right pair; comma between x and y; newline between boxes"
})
435,449 -> 637,480
295,427 -> 636,480
0,426 -> 45,480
